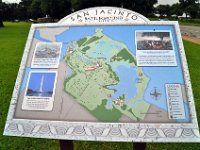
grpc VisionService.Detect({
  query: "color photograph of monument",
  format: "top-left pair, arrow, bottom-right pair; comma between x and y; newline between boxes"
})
26,72 -> 56,97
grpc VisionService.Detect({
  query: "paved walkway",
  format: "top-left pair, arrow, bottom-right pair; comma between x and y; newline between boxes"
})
182,35 -> 200,45
180,25 -> 200,45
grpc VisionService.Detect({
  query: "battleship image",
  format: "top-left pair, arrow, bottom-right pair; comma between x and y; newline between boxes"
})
35,43 -> 61,58
31,42 -> 62,68
26,72 -> 56,97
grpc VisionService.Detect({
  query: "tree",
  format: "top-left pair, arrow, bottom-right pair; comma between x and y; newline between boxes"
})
56,0 -> 71,19
171,3 -> 183,17
71,0 -> 157,17
0,0 -> 4,27
6,3 -> 18,21
156,5 -> 171,18
187,3 -> 199,18
120,0 -> 158,17
18,0 -> 33,20
40,0 -> 71,20
179,0 -> 198,18
29,0 -> 43,19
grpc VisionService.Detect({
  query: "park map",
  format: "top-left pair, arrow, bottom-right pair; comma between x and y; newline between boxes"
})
64,28 -> 149,121
17,25 -> 190,123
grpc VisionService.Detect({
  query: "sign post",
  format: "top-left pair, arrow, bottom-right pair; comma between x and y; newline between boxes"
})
4,7 -> 200,149
60,140 -> 73,150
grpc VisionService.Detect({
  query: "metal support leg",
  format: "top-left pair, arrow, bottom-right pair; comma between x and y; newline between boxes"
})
59,140 -> 74,150
133,142 -> 146,150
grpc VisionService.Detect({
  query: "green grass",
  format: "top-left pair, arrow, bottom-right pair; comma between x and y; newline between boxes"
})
179,21 -> 200,26
178,18 -> 200,26
0,22 -> 59,150
0,22 -> 200,150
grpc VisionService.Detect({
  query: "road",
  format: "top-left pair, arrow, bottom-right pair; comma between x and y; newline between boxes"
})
180,25 -> 200,39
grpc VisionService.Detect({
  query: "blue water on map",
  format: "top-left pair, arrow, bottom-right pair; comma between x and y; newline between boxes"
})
66,66 -> 73,77
34,30 -> 51,42
107,65 -> 137,108
20,67 -> 31,92
102,26 -> 137,55
60,42 -> 68,61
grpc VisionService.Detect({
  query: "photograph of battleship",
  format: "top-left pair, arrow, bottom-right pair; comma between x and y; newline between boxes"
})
26,72 -> 56,97
35,42 -> 61,58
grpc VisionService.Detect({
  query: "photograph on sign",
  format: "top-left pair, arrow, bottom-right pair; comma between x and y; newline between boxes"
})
135,30 -> 177,66
31,42 -> 62,68
22,71 -> 57,111
136,31 -> 173,50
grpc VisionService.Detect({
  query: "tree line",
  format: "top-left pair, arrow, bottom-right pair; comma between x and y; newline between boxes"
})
0,0 -> 157,20
0,0 -> 71,21
155,0 -> 200,18
0,0 -> 200,27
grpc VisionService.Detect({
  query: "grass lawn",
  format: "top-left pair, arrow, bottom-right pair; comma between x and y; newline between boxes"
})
178,19 -> 200,27
149,18 -> 200,26
179,22 -> 200,27
0,22 -> 200,150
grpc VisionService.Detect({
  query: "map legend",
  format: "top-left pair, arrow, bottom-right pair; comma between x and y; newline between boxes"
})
166,84 -> 186,120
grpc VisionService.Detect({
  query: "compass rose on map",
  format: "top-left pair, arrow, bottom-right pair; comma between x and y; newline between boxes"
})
150,87 -> 161,100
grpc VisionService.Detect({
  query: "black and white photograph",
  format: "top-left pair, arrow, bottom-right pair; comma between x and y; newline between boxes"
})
35,43 -> 61,58
31,42 -> 62,68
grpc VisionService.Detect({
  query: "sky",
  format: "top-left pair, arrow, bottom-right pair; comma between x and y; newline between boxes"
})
156,0 -> 179,5
3,0 -> 180,5
28,72 -> 56,92
2,0 -> 20,3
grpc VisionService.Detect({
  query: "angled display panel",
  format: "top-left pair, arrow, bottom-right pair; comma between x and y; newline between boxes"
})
4,7 -> 200,142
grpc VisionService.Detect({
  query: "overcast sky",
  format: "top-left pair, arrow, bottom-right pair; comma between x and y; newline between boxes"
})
156,0 -> 179,5
2,0 -> 20,3
2,0 -> 180,5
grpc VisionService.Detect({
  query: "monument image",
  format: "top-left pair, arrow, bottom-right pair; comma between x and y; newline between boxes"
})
26,72 -> 56,97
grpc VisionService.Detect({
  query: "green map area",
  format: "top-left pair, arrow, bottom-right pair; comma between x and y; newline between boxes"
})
64,28 -> 150,122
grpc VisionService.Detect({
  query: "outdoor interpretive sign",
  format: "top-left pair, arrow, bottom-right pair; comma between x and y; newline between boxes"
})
4,7 -> 200,142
